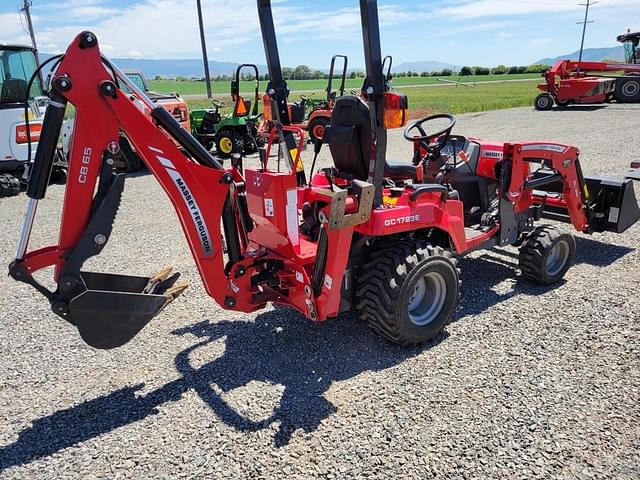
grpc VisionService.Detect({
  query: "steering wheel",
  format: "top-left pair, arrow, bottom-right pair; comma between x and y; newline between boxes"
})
299,93 -> 315,102
211,99 -> 227,108
403,113 -> 456,154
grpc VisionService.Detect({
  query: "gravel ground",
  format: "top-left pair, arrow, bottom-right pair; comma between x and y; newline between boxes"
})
1,104 -> 639,479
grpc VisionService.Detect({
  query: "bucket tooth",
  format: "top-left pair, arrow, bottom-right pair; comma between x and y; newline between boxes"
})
160,282 -> 190,312
143,266 -> 175,294
164,282 -> 189,301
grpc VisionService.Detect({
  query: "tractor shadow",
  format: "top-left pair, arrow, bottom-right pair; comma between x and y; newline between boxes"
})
0,310 -> 441,470
550,105 -> 608,112
0,236 -> 633,470
456,235 -> 634,319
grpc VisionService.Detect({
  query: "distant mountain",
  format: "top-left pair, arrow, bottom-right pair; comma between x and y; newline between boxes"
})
536,46 -> 624,65
393,60 -> 456,73
41,53 -> 267,78
107,58 -> 269,78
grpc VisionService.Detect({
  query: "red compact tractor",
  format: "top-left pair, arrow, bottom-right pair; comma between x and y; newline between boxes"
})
534,31 -> 640,110
8,0 -> 640,350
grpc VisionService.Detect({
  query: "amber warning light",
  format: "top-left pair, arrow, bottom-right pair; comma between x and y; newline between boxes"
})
383,92 -> 409,129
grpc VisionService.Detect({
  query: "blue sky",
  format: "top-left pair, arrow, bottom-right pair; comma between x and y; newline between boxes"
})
1,0 -> 639,68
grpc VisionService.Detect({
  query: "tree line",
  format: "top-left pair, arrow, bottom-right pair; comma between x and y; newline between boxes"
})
154,63 -> 550,82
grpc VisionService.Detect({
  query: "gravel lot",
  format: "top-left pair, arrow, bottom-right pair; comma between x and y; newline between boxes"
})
1,104 -> 639,479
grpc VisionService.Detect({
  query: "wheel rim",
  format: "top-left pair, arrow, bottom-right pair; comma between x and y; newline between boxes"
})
407,271 -> 447,326
312,124 -> 326,140
622,81 -> 640,98
219,137 -> 233,154
537,96 -> 551,109
545,240 -> 570,276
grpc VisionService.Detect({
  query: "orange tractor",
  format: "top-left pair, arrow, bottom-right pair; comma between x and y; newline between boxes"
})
261,54 -> 349,143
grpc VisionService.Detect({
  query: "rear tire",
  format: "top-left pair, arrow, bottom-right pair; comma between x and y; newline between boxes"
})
519,225 -> 576,285
357,239 -> 460,346
614,77 -> 640,102
534,93 -> 554,111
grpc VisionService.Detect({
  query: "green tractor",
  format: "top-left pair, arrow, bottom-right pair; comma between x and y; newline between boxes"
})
190,64 -> 263,157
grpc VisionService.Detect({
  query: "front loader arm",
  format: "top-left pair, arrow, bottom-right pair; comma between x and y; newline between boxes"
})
504,142 -> 640,235
9,32 -> 252,349
504,143 -> 590,232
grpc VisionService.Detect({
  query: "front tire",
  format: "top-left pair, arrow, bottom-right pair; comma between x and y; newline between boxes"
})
357,240 -> 460,346
534,93 -> 554,111
215,129 -> 244,158
49,167 -> 68,186
308,117 -> 330,143
0,174 -> 20,198
519,225 -> 576,285
118,136 -> 144,173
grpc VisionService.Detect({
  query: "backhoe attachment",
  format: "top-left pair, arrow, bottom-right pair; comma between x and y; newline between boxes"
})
9,32 -> 244,349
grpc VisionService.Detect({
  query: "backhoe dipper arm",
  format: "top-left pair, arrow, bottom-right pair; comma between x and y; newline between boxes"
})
9,32 -> 254,349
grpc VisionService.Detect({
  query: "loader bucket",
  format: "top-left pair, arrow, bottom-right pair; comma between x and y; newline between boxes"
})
67,271 -> 186,350
586,176 -> 640,233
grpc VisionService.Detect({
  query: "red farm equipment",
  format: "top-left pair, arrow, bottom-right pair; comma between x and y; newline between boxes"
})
8,1 -> 640,350
534,31 -> 640,110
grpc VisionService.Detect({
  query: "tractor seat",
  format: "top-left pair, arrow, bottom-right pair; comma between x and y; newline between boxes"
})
385,160 -> 416,180
326,95 -> 416,182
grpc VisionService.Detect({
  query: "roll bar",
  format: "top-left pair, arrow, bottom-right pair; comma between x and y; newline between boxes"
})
359,0 -> 388,206
327,55 -> 348,102
257,0 -> 390,205
257,0 -> 290,125
232,63 -> 260,117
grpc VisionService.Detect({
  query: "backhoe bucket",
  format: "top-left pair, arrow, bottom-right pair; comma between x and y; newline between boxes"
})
67,271 -> 187,350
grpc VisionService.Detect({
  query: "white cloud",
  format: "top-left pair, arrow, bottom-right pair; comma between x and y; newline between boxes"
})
531,37 -> 552,46
21,1 -> 432,58
429,20 -> 519,38
437,0 -> 634,19
63,6 -> 121,20
498,32 -> 516,39
0,12 -> 33,45
30,0 -> 262,58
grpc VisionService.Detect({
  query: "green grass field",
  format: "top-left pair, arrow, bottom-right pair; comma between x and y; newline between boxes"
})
186,80 -> 540,117
397,81 -> 539,116
149,73 -> 539,96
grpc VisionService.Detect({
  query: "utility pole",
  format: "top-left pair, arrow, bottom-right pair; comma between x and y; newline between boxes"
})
196,0 -> 213,98
21,0 -> 43,87
577,0 -> 597,62
21,0 -> 40,65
